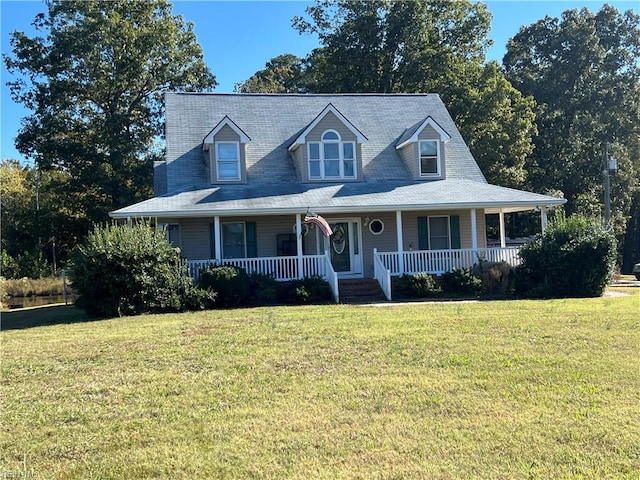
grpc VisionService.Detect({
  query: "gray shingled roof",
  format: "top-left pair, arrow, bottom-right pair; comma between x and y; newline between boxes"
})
161,93 -> 487,192
111,178 -> 565,218
111,93 -> 565,218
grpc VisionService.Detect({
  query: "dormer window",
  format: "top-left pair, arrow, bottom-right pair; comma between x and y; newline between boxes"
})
308,130 -> 356,180
203,116 -> 250,184
419,140 -> 441,177
216,141 -> 240,181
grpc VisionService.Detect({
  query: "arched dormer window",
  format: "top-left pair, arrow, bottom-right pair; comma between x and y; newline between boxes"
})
308,130 -> 356,179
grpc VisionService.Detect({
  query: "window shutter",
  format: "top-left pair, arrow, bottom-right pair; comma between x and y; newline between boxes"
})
417,217 -> 428,250
246,222 -> 258,258
209,223 -> 215,259
450,215 -> 461,249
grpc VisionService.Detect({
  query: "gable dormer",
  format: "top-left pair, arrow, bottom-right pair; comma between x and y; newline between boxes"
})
203,116 -> 251,184
288,104 -> 367,182
396,116 -> 451,180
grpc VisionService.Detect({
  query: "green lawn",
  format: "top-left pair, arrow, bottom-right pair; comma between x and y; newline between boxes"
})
2,292 -> 639,479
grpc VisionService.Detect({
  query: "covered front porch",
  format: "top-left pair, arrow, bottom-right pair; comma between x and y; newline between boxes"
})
185,243 -> 523,303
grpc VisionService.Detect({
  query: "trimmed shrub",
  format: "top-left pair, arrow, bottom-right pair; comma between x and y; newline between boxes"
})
70,221 -> 213,317
248,272 -> 279,306
277,276 -> 333,305
198,264 -> 249,308
440,268 -> 482,296
472,261 -> 514,296
515,215 -> 616,298
394,273 -> 441,299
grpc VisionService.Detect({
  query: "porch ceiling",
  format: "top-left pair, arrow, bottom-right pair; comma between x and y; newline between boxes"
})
110,178 -> 566,219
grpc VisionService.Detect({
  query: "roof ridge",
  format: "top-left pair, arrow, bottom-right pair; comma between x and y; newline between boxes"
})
168,92 -> 440,97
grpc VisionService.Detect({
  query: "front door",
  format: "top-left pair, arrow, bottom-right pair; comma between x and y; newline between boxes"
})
322,219 -> 362,277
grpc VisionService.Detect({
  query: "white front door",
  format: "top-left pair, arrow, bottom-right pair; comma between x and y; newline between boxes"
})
320,218 -> 363,277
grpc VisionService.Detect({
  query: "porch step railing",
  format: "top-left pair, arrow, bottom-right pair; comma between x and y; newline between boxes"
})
373,248 -> 392,301
375,247 -> 521,277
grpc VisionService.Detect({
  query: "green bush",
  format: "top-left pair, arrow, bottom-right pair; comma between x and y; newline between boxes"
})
515,215 -> 617,298
472,261 -> 514,296
277,276 -> 334,305
440,268 -> 482,296
198,264 -> 249,308
394,273 -> 441,299
248,272 -> 279,306
69,221 -> 213,317
1,250 -> 20,279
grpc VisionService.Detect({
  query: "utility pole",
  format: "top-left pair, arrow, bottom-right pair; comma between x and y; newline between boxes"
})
603,143 -> 617,226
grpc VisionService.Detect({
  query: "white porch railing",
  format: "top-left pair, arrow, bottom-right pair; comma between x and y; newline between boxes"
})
375,247 -> 521,277
186,254 -> 339,302
373,248 -> 392,301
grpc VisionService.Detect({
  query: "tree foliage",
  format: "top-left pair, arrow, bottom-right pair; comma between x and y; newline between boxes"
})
0,159 -> 87,276
4,0 -> 217,222
235,54 -> 307,93
503,6 -> 640,234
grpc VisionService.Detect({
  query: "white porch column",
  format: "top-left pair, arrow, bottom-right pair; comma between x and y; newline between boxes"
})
541,207 -> 549,232
499,211 -> 506,248
470,208 -> 478,251
396,210 -> 404,275
296,213 -> 304,279
214,216 -> 222,261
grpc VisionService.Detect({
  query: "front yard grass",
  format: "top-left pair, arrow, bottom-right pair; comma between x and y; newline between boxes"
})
2,292 -> 639,479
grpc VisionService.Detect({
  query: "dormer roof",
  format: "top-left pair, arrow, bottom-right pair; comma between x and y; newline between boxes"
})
203,115 -> 251,150
395,116 -> 451,150
288,103 -> 367,151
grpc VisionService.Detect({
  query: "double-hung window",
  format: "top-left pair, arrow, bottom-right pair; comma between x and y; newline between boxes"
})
222,222 -> 246,258
308,130 -> 356,180
428,216 -> 450,250
419,140 -> 441,177
216,142 -> 240,181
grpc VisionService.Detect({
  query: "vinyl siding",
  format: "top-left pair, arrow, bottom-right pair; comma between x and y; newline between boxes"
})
168,210 -> 486,275
178,219 -> 211,260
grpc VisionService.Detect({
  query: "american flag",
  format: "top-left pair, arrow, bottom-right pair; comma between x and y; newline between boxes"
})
304,212 -> 333,237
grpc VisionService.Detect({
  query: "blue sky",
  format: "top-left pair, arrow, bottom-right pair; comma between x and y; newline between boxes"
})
1,0 -> 638,164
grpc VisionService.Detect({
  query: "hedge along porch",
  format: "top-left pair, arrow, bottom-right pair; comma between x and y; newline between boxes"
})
111,93 -> 566,302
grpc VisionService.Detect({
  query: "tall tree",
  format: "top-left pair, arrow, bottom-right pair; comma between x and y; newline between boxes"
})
243,0 -> 535,188
503,5 -> 640,268
4,0 -> 217,225
235,54 -> 307,93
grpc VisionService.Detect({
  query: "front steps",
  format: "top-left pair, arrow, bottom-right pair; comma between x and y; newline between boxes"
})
338,278 -> 388,304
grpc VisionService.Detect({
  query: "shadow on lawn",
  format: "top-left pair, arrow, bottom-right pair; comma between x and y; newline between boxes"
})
1,304 -> 98,331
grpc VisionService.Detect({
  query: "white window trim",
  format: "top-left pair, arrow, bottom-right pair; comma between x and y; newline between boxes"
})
428,215 -> 451,250
419,140 -> 442,178
307,130 -> 357,180
215,141 -> 241,181
221,221 -> 246,259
